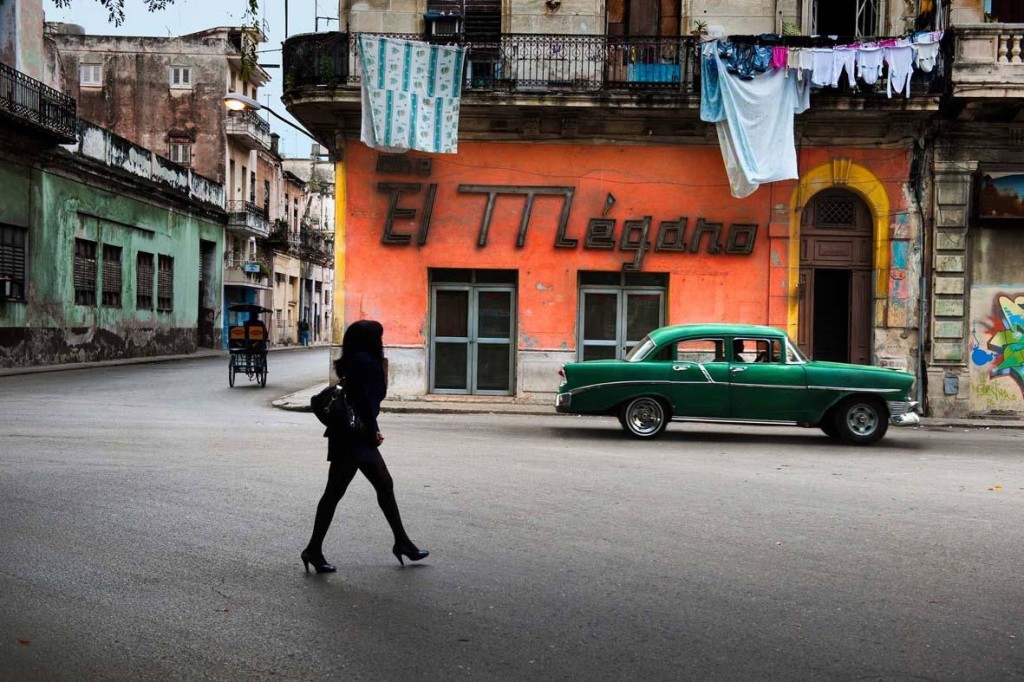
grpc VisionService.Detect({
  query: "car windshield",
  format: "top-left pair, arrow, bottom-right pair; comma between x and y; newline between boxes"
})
625,336 -> 656,362
785,336 -> 809,363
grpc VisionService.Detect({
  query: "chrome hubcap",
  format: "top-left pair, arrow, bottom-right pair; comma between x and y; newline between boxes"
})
846,405 -> 878,436
628,398 -> 663,435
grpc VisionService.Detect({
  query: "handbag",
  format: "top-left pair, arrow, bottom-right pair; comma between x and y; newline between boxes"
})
310,383 -> 366,434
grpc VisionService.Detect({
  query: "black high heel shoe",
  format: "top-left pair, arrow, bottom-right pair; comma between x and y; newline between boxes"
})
301,549 -> 336,574
392,543 -> 429,566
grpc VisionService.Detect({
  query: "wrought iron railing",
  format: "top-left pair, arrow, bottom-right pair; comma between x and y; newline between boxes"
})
0,62 -> 77,142
227,200 -> 269,220
283,31 -> 699,94
226,108 -> 271,143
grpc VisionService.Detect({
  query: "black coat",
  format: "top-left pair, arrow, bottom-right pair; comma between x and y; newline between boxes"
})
326,351 -> 386,461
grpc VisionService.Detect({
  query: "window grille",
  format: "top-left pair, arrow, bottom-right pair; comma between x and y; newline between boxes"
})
157,255 -> 174,311
74,238 -> 97,306
137,251 -> 154,310
80,63 -> 102,86
0,224 -> 26,301
818,197 -> 858,228
102,244 -> 122,307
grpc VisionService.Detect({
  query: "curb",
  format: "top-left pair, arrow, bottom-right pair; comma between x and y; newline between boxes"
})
0,344 -> 330,378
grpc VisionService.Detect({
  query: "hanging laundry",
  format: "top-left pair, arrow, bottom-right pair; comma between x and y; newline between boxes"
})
788,47 -> 814,81
717,41 -> 773,80
915,39 -> 941,73
701,42 -> 810,199
886,45 -> 915,98
809,48 -> 837,88
772,46 -> 788,70
358,35 -> 467,154
832,47 -> 858,87
857,46 -> 885,85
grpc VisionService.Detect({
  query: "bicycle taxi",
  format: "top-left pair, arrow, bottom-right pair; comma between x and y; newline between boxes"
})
227,304 -> 271,388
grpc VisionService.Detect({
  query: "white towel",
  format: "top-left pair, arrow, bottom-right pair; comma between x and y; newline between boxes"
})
358,35 -> 467,154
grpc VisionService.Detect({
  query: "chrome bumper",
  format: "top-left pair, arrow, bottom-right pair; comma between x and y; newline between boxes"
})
555,392 -> 572,413
888,401 -> 921,427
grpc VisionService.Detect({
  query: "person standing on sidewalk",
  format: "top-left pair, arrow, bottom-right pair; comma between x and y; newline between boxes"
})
298,319 -> 310,346
300,319 -> 428,573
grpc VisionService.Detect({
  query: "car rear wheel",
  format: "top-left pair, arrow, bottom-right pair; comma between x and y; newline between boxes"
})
620,397 -> 669,439
834,397 -> 889,445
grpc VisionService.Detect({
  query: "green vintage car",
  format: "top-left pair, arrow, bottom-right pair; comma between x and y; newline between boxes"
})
555,323 -> 920,445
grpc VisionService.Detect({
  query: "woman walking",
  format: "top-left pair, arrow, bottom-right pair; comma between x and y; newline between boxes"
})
301,320 -> 428,573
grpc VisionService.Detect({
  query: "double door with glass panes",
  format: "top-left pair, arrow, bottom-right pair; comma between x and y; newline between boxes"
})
431,285 -> 515,395
578,273 -> 666,361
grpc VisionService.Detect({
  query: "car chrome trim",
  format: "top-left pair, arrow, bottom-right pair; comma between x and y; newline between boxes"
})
807,385 -> 901,393
697,365 -> 714,383
730,382 -> 806,389
568,379 -> 710,395
673,417 -> 800,426
890,413 -> 921,427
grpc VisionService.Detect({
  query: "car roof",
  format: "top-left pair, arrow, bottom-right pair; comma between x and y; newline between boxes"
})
647,324 -> 787,345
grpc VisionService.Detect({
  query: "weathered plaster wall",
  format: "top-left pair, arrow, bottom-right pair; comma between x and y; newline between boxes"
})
0,146 -> 225,368
53,34 -> 230,184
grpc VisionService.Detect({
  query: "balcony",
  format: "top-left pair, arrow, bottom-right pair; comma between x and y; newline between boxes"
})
0,62 -> 77,143
226,108 -> 271,150
223,256 -> 271,289
282,31 -> 944,152
952,24 -> 1024,98
226,200 -> 270,238
298,226 -> 333,267
266,219 -> 301,252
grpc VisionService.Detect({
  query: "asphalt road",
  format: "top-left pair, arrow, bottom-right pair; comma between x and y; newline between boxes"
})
1,350 -> 1022,681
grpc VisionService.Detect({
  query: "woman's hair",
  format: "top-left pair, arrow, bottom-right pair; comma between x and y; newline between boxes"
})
334,319 -> 384,378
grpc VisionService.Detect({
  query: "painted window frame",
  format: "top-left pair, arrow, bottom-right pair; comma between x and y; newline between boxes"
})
79,63 -> 102,87
73,238 -> 98,306
101,244 -> 123,308
137,251 -> 154,310
0,223 -> 27,302
157,254 -> 174,312
168,136 -> 192,166
169,65 -> 193,89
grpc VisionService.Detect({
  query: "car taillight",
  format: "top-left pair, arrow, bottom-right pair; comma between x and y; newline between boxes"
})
558,367 -> 567,387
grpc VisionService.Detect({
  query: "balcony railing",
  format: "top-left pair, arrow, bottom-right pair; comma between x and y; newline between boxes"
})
226,200 -> 270,237
0,62 -> 77,143
953,24 -> 1024,96
284,31 -> 699,95
226,108 -> 272,150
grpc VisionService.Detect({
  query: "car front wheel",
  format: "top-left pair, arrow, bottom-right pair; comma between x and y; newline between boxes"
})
620,397 -> 669,439
834,397 -> 889,445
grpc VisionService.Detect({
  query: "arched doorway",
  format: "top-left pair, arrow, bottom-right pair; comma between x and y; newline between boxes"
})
798,190 -> 873,364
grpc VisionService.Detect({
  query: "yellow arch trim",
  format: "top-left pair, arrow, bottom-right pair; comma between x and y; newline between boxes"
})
332,158 -> 347,344
787,161 -> 891,339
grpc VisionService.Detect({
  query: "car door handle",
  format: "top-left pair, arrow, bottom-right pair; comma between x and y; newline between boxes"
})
730,366 -> 747,373
672,364 -> 691,371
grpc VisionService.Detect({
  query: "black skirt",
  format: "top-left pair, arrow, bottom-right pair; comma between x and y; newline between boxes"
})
327,433 -> 383,464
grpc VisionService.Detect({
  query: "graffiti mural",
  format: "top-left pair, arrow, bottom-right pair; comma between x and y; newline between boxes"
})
971,294 -> 1024,395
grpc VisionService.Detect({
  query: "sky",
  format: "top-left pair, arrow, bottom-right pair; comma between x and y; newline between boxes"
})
44,0 -> 332,158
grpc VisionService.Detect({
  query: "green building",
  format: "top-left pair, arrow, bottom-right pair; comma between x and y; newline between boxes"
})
1,80 -> 226,366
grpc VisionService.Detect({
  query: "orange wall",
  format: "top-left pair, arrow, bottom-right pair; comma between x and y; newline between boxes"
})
343,141 -> 912,350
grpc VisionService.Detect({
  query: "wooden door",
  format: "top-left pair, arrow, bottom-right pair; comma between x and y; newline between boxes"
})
799,190 -> 873,364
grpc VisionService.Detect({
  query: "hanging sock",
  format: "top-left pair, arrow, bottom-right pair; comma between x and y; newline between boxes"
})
857,46 -> 885,85
886,45 -> 915,98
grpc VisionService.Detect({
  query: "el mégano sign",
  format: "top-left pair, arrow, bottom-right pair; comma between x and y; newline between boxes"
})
374,159 -> 758,272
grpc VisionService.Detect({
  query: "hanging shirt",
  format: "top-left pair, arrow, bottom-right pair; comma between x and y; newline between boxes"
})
886,45 -> 915,98
810,48 -> 837,88
857,46 -> 885,85
701,41 -> 811,199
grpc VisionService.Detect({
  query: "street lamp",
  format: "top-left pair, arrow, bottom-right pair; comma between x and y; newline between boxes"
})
223,92 -> 319,142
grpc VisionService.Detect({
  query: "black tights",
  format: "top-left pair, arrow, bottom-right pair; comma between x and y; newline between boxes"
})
305,457 -> 411,556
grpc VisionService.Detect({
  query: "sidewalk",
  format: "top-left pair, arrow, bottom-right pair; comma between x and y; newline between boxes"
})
0,342 -> 329,378
272,382 -> 1024,430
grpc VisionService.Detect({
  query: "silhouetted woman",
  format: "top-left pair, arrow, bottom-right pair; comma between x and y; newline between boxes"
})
301,320 -> 428,573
